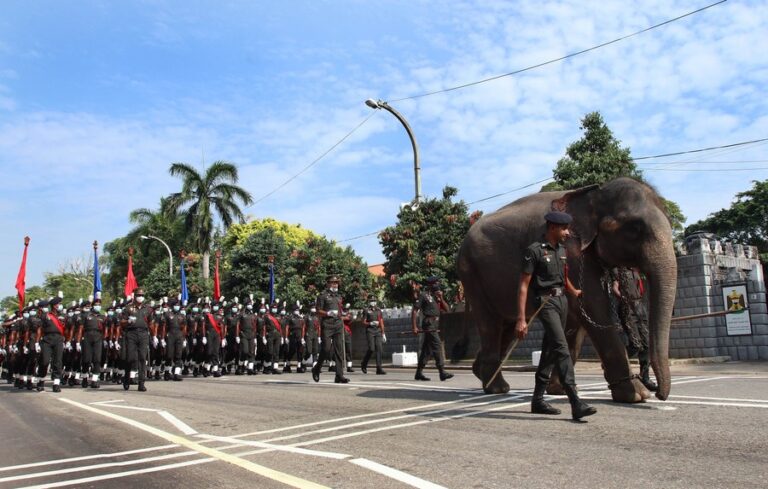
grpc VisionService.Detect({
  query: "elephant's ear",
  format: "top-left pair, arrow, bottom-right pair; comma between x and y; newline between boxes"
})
551,184 -> 599,252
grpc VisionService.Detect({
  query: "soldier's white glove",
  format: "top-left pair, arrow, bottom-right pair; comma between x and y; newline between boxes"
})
183,339 -> 187,348
382,334 -> 387,343
221,338 -> 227,348
318,337 -> 322,345
280,337 -> 285,345
192,338 -> 197,346
236,336 -> 240,344
128,315 -> 137,323
301,338 -> 306,346
109,340 -> 114,349
76,343 -> 82,353
161,339 -> 167,348
12,345 -> 19,354
65,343 -> 72,352
253,338 -> 257,347
262,337 -> 267,345
103,340 -> 109,349
152,336 -> 159,348
202,336 -> 208,346
23,346 -> 29,355
370,320 -> 378,327
115,342 -> 121,351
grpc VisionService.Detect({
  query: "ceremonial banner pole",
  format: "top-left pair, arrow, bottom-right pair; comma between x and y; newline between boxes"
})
180,251 -> 189,305
213,250 -> 221,301
15,237 -> 30,313
125,247 -> 138,298
93,240 -> 102,295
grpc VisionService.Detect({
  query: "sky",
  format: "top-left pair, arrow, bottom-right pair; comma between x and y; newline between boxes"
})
1,0 -> 767,296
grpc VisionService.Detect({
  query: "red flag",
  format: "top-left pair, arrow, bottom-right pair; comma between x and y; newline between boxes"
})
15,237 -> 30,313
124,248 -> 138,297
213,252 -> 221,301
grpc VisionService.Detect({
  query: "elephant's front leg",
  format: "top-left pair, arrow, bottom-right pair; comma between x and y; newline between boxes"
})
471,309 -> 509,394
587,324 -> 650,403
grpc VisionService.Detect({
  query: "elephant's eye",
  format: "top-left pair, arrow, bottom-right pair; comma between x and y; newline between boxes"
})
622,219 -> 645,238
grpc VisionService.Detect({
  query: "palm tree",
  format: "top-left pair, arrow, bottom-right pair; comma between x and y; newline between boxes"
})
166,161 -> 253,280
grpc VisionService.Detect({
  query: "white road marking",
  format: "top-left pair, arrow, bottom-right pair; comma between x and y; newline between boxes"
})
0,444 -> 178,472
89,399 -> 126,406
226,392 -> 501,438
58,398 -> 330,489
17,458 -> 212,489
158,411 -> 198,435
350,458 -> 448,489
197,434 -> 351,459
668,394 -> 768,403
100,404 -> 160,412
649,399 -> 768,409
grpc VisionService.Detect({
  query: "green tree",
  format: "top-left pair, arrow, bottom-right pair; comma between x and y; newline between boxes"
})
685,179 -> 768,253
545,111 -> 686,233
166,161 -> 254,281
380,186 -> 478,305
223,219 -> 373,308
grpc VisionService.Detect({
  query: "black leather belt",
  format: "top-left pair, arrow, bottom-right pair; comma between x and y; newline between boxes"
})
424,315 -> 440,321
540,287 -> 564,297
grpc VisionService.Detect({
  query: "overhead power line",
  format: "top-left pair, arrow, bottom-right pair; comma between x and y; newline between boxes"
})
389,0 -> 727,103
645,167 -> 768,172
632,137 -> 768,161
247,112 -> 377,208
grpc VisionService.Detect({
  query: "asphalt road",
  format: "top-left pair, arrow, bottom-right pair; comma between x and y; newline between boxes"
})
1,362 -> 767,489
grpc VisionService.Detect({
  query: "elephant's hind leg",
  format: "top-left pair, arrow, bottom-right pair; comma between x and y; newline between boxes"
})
470,298 -> 508,394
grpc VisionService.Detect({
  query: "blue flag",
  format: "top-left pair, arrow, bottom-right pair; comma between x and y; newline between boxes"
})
180,258 -> 189,305
269,263 -> 275,304
93,246 -> 102,295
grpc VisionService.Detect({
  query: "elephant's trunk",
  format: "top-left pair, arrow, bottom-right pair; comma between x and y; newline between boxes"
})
643,238 -> 677,401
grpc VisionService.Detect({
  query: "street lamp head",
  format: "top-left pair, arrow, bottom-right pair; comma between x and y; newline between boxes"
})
365,99 -> 380,109
140,235 -> 148,240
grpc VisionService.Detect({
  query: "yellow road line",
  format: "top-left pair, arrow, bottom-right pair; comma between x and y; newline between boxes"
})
58,398 -> 329,489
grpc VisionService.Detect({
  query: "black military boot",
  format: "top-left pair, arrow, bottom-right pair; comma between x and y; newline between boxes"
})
334,376 -> 350,384
414,369 -> 430,381
26,379 -> 33,390
164,370 -> 172,381
81,377 -> 89,388
564,384 -> 596,421
91,380 -> 100,389
52,382 -> 61,393
36,380 -> 45,392
438,368 -> 454,381
138,382 -> 147,392
530,380 -> 561,415
311,364 -> 321,383
360,363 -> 368,374
376,368 -> 387,375
283,365 -> 292,373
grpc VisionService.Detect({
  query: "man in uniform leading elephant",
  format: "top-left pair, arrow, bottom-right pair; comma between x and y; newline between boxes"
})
515,211 -> 596,421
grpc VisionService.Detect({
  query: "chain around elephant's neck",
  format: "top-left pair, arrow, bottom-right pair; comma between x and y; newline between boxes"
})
575,251 -> 620,333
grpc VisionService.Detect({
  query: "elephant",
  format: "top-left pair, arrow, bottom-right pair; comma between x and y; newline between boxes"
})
457,177 -> 676,402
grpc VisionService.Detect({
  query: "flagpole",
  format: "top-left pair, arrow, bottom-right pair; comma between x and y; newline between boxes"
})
15,236 -> 30,313
93,240 -> 102,295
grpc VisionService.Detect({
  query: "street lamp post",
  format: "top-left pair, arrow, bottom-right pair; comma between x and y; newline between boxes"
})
365,98 -> 422,204
141,235 -> 173,278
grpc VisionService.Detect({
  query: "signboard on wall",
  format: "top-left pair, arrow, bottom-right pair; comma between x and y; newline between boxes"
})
722,284 -> 752,335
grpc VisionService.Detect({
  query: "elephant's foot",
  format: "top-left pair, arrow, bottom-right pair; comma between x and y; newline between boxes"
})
610,377 -> 651,403
473,357 -> 509,394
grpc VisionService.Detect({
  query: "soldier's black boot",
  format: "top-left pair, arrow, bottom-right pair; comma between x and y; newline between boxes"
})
311,364 -> 321,383
530,380 -> 561,415
360,363 -> 368,374
164,370 -> 172,381
334,376 -> 350,384
138,382 -> 147,392
414,368 -> 430,381
438,367 -> 453,381
36,380 -> 44,392
123,375 -> 130,391
81,377 -> 88,388
26,379 -> 33,390
91,380 -> 100,389
640,362 -> 658,392
376,368 -> 387,375
564,384 -> 596,421
52,382 -> 61,393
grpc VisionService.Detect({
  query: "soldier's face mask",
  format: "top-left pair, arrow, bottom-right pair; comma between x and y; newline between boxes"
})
23,313 -> 29,319
213,306 -> 219,312
271,308 -> 278,314
82,307 -> 91,313
108,310 -> 114,316
192,307 -> 199,313
56,304 -> 64,312
29,310 -> 37,317
94,305 -> 102,312
259,308 -> 266,314
329,286 -> 338,293
181,310 -> 187,316
173,305 -> 180,312
203,308 -> 210,313
116,308 -> 122,314
246,304 -> 253,310
310,308 -> 316,313
67,311 -> 74,317
42,307 -> 50,313
136,296 -> 145,304
232,307 -> 238,313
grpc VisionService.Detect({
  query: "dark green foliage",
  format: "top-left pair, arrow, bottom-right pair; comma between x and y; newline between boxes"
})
222,220 -> 373,308
380,186 -> 478,305
685,179 -> 768,252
